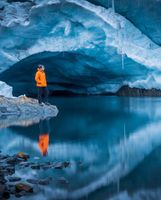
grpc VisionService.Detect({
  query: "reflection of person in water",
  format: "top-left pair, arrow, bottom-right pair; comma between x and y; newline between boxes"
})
38,119 -> 50,156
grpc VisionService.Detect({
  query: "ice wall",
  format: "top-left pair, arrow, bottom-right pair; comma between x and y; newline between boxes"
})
0,81 -> 13,97
0,0 -> 161,94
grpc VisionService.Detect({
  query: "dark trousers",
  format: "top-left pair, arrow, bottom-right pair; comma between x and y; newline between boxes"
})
38,87 -> 49,104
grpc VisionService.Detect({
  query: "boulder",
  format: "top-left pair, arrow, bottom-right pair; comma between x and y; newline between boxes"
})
15,183 -> 33,193
17,152 -> 29,161
0,96 -> 58,128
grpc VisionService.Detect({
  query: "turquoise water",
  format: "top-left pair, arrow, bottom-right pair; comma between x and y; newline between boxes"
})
1,96 -> 161,200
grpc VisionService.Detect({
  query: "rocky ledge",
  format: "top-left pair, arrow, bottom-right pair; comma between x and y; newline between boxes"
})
0,95 -> 58,128
116,86 -> 161,97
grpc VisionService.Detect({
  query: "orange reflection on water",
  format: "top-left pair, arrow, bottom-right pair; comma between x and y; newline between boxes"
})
38,134 -> 49,156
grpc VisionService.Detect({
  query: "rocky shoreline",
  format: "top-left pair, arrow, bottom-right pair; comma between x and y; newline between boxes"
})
0,96 -> 62,199
0,151 -> 70,199
115,86 -> 161,97
0,95 -> 58,128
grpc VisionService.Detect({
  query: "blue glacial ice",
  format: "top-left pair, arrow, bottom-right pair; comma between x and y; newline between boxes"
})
0,81 -> 13,97
0,0 -> 161,94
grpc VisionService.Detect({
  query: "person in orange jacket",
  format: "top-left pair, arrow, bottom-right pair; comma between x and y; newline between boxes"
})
35,64 -> 49,105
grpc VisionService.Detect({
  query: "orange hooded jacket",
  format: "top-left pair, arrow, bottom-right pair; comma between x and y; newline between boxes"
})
35,68 -> 47,87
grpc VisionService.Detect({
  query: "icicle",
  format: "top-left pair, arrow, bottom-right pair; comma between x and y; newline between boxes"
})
117,27 -> 125,70
121,53 -> 125,70
112,0 -> 115,12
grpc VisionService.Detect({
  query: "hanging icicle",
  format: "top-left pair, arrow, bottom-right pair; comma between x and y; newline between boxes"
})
120,28 -> 125,71
121,52 -> 125,70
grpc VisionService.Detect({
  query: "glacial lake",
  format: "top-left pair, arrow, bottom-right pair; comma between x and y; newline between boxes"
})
1,96 -> 161,200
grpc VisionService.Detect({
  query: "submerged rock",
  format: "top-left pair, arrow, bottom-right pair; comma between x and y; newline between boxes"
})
0,184 -> 10,199
0,96 -> 58,128
31,164 -> 41,170
0,184 -> 5,194
58,177 -> 69,185
63,161 -> 70,168
27,179 -> 39,185
0,167 -> 15,176
0,150 -> 72,199
54,161 -> 70,169
54,162 -> 64,170
6,157 -> 22,165
8,177 -> 21,182
38,178 -> 51,185
2,191 -> 10,199
41,163 -> 54,170
15,183 -> 33,193
27,178 -> 51,185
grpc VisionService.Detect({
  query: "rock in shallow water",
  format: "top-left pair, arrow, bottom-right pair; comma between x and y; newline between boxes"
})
15,183 -> 33,193
26,179 -> 39,185
54,161 -> 70,169
31,164 -> 41,170
0,184 -> 5,194
17,152 -> 30,161
27,178 -> 51,185
0,151 -> 72,198
58,177 -> 69,185
8,177 -> 21,182
0,184 -> 10,199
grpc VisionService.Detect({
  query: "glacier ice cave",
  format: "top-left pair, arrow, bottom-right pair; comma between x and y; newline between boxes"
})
1,0 -> 161,95
2,1 -> 161,199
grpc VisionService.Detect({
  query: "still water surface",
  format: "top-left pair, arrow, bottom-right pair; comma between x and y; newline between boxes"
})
1,96 -> 161,200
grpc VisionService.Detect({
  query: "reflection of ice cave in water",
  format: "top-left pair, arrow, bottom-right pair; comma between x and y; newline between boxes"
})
1,0 -> 161,95
4,117 -> 161,200
1,97 -> 161,199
